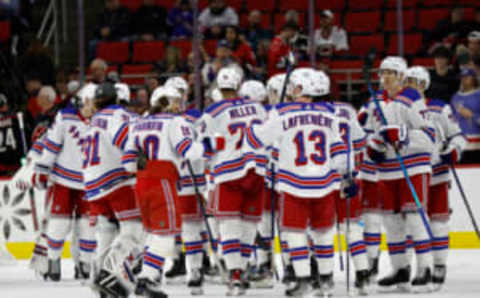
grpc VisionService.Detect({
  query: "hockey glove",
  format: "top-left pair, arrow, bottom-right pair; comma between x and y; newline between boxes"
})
202,136 -> 226,156
366,134 -> 387,163
31,173 -> 48,190
340,177 -> 358,199
440,144 -> 460,164
379,124 -> 409,149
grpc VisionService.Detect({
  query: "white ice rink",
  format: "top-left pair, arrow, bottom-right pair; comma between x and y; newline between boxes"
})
1,250 -> 479,298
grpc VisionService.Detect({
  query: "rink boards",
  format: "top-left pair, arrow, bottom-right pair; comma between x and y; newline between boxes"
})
1,166 -> 480,259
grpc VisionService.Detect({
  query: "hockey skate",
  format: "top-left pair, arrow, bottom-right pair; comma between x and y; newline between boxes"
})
311,256 -> 319,290
282,264 -> 296,288
188,268 -> 204,295
411,267 -> 432,293
93,269 -> 130,298
46,258 -> 61,281
135,277 -> 168,298
74,261 -> 91,280
226,269 -> 246,296
378,266 -> 411,292
432,264 -> 446,291
313,273 -> 334,297
249,262 -> 274,289
368,257 -> 379,283
29,243 -> 49,280
286,276 -> 311,297
354,270 -> 370,296
165,253 -> 186,284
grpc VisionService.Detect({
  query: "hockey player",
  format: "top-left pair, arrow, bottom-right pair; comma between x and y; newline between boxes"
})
246,67 -> 352,297
363,57 -> 436,292
404,66 -> 467,290
31,86 -> 96,282
82,82 -> 143,297
314,70 -> 371,294
122,85 -> 220,297
196,67 -> 269,296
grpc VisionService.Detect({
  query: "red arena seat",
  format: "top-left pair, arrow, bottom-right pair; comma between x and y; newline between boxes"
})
350,35 -> 385,57
384,10 -> 416,32
344,11 -> 381,34
132,41 -> 166,63
121,64 -> 154,85
388,33 -> 423,56
97,42 -> 130,64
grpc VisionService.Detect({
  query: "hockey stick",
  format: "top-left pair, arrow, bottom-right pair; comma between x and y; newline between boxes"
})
345,124 -> 352,296
268,163 -> 280,281
336,220 -> 344,272
186,159 -> 227,280
17,112 -> 40,232
450,165 -> 480,239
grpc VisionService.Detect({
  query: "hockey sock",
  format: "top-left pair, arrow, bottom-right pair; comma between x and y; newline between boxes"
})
103,220 -> 143,273
363,212 -> 382,260
46,217 -> 72,260
405,234 -> 414,263
384,213 -> 408,270
78,217 -> 96,264
257,212 -> 272,266
173,234 -> 183,260
95,216 -> 118,268
281,238 -> 291,266
311,226 -> 335,275
219,218 -> 243,270
431,220 -> 449,266
345,223 -> 368,271
182,220 -> 204,273
240,221 -> 257,270
284,231 -> 310,278
140,234 -> 175,280
71,219 -> 80,266
406,213 -> 433,271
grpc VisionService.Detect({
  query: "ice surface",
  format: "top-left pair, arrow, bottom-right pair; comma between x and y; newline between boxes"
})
1,250 -> 479,298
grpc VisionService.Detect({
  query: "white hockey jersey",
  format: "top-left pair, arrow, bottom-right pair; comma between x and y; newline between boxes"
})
362,88 -> 436,180
197,97 -> 268,184
247,102 -> 348,198
82,105 -> 134,201
35,107 -> 88,190
425,98 -> 467,186
176,109 -> 207,196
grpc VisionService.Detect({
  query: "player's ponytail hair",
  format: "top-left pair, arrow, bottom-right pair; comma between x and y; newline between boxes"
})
149,96 -> 170,115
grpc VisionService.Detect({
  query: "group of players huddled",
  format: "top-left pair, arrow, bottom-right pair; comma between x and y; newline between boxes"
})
17,54 -> 466,298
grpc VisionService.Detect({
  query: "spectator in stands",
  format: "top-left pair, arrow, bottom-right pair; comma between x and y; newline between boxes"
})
314,10 -> 348,59
426,46 -> 459,103
134,87 -> 150,115
20,40 -> 55,85
199,0 -> 239,39
284,10 -> 300,29
451,68 -> 480,156
201,40 -> 240,86
243,10 -> 272,52
90,58 -> 107,84
0,94 -> 23,176
146,72 -> 160,95
427,7 -> 472,52
95,0 -> 130,41
27,85 -> 56,124
167,0 -> 193,39
224,26 -> 256,70
267,21 -> 298,77
159,46 -> 188,74
133,0 -> 168,41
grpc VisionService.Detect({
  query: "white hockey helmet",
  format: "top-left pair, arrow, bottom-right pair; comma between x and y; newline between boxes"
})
115,82 -> 131,103
165,76 -> 189,95
289,67 -> 321,98
266,73 -> 286,105
76,83 -> 98,105
313,70 -> 331,96
379,56 -> 408,78
150,85 -> 182,108
239,80 -> 267,102
216,67 -> 242,90
405,66 -> 431,91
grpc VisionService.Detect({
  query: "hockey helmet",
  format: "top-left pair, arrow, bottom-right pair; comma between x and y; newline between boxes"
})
405,66 -> 431,91
239,80 -> 267,102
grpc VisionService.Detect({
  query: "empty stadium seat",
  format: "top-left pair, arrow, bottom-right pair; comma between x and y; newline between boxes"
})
388,33 -> 423,55
97,42 -> 130,64
412,57 -> 435,67
422,0 -> 456,7
316,0 -> 346,11
119,0 -> 142,11
279,0 -> 309,12
385,0 -> 418,9
349,35 -> 384,57
349,0 -> 383,11
121,64 -> 154,85
384,9 -> 416,32
345,11 -> 381,33
169,40 -> 193,58
132,41 -> 166,63
0,21 -> 10,43
418,8 -> 449,31
330,60 -> 365,81
246,0 -> 275,11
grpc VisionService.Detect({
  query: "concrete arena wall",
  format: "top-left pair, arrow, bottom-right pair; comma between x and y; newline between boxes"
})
1,166 -> 479,259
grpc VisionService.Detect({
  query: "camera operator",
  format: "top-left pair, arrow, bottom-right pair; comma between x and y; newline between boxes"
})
0,94 -> 24,176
